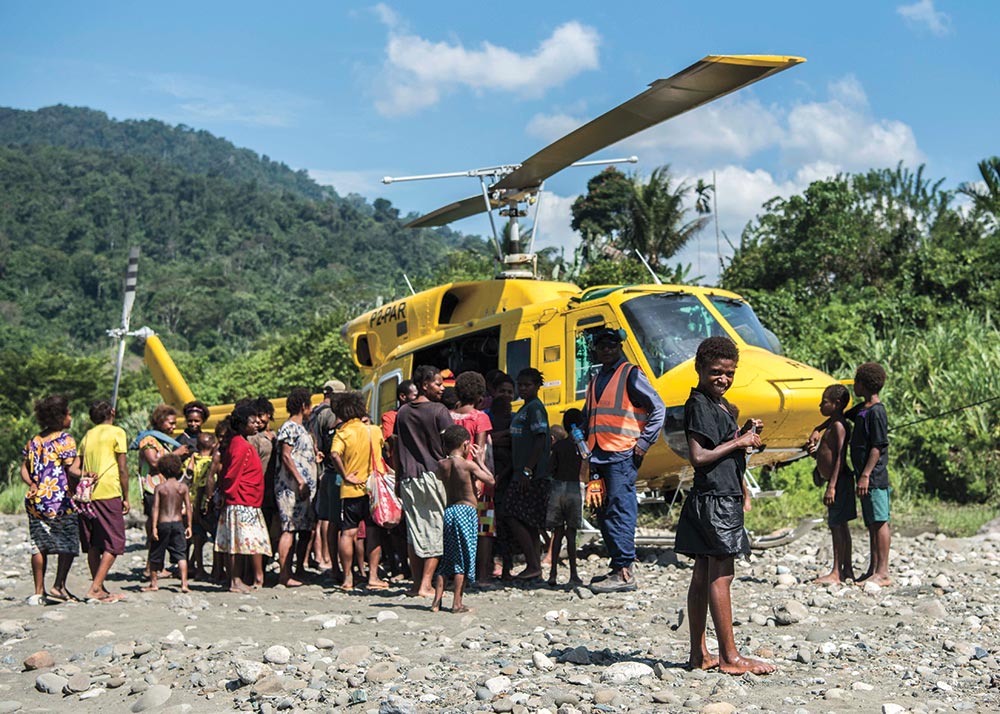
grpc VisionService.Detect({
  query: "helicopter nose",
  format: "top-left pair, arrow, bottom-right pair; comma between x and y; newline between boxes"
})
740,350 -> 837,451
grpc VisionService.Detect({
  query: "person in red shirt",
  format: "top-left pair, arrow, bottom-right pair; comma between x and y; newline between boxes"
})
214,404 -> 272,593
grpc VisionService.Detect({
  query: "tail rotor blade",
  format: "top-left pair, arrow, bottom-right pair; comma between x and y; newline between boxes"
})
121,246 -> 140,331
111,337 -> 127,411
111,246 -> 140,411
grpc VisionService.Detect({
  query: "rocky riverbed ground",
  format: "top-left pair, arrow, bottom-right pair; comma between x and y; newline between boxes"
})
0,514 -> 997,714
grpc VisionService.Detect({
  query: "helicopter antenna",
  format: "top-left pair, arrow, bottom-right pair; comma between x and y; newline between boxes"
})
402,273 -> 417,296
478,176 -> 503,260
525,182 -> 545,257
632,249 -> 663,285
109,246 -> 140,410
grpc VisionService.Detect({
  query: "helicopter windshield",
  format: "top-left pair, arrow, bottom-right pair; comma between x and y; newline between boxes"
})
707,296 -> 777,353
620,293 -> 730,377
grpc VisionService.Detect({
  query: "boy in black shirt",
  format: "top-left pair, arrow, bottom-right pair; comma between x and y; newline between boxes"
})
850,362 -> 891,586
675,337 -> 774,675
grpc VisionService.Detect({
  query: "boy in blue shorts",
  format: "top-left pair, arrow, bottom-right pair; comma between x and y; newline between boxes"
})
850,362 -> 891,586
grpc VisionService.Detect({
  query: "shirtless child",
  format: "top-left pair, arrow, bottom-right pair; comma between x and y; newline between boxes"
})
431,425 -> 495,613
145,453 -> 193,593
809,384 -> 857,584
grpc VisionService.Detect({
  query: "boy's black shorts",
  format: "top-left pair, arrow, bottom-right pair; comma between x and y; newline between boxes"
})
150,521 -> 187,566
340,495 -> 370,531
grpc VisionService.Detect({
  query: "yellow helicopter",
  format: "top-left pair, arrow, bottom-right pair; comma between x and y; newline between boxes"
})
136,53 -> 835,497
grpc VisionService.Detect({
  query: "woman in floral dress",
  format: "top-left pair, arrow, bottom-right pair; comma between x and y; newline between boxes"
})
275,387 -> 318,587
21,395 -> 83,604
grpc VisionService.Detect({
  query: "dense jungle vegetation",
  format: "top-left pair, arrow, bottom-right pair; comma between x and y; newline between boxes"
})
1,106 -> 997,521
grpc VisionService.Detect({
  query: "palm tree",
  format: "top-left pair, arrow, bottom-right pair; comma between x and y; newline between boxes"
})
622,166 -> 710,266
959,156 -> 1000,229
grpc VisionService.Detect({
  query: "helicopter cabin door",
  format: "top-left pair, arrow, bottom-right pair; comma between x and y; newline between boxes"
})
567,305 -> 624,409
374,368 -> 404,424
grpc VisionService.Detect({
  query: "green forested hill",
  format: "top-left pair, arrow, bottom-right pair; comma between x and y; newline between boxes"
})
0,105 -> 328,199
0,110 -> 488,355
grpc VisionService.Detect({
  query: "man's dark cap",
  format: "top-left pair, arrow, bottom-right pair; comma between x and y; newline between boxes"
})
590,327 -> 626,345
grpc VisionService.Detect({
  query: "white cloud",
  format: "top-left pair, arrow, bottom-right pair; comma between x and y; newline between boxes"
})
525,113 -> 583,142
897,0 -> 952,36
308,169 -> 386,196
781,84 -> 922,170
143,72 -> 308,127
373,9 -> 600,116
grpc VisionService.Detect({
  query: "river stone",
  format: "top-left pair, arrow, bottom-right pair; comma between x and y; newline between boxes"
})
337,645 -> 370,665
601,661 -> 655,684
916,600 -> 948,620
35,673 -> 68,694
366,662 -> 398,683
263,645 -> 291,665
484,675 -> 511,694
252,676 -> 284,695
23,651 -> 54,670
131,684 -> 172,712
234,659 -> 271,685
774,600 -> 809,625
701,703 -> 737,714
882,705 -> 907,714
379,695 -> 417,714
594,690 -> 617,705
375,610 -> 399,623
64,672 -> 90,693
532,652 -> 555,670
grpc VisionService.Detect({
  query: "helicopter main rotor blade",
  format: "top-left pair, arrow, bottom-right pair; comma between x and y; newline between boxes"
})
492,54 -> 804,193
405,194 -> 490,228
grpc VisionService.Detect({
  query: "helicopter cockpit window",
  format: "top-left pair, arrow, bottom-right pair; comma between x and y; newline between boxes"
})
708,297 -> 779,353
620,293 -> 728,377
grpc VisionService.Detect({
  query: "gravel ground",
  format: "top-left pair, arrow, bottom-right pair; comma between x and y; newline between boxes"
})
0,514 -> 997,714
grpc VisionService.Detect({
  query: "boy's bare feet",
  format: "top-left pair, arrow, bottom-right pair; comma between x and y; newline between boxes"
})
813,572 -> 842,585
869,574 -> 893,586
229,582 -> 251,593
429,598 -> 441,612
141,585 -> 159,592
719,655 -> 776,675
687,650 -> 719,670
452,605 -> 472,614
181,585 -> 190,593
547,575 -> 558,586
280,577 -> 304,588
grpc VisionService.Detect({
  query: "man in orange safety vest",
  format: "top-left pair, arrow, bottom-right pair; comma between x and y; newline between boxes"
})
582,327 -> 665,593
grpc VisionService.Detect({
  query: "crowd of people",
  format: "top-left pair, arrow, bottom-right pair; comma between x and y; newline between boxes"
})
18,331 -> 891,677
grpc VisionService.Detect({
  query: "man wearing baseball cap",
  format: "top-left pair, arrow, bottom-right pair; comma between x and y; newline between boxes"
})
582,327 -> 665,593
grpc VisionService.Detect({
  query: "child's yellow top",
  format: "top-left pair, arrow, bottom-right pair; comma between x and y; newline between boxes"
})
188,453 -> 213,491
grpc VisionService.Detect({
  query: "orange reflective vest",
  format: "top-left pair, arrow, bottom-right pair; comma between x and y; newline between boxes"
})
585,362 -> 649,452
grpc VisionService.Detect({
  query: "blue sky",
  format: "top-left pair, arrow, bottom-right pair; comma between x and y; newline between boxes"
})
1,1 -> 993,282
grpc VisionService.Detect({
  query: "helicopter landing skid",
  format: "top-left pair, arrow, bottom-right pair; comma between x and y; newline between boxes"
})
577,516 -> 823,551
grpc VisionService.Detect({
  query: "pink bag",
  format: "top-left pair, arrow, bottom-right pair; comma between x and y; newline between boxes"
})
367,434 -> 402,528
